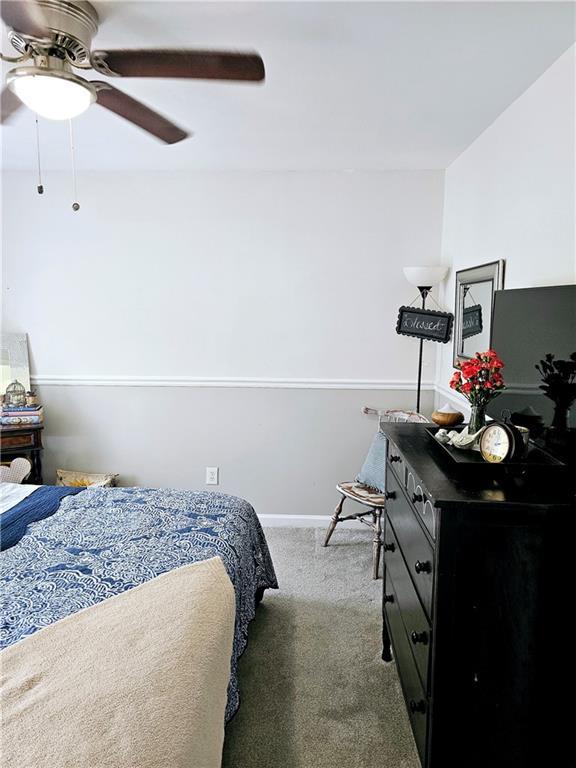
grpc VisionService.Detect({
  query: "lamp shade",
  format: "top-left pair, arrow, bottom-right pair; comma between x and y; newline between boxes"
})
403,266 -> 448,288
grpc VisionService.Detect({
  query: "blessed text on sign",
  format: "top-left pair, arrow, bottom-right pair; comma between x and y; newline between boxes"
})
462,304 -> 483,339
396,306 -> 453,344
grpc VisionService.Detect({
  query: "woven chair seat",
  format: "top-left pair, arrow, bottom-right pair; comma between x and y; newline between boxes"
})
336,482 -> 387,507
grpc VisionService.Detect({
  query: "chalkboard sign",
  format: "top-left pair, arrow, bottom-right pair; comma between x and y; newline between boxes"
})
396,306 -> 453,343
462,304 -> 483,339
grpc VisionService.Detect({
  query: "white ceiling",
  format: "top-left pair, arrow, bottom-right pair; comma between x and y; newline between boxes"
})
1,1 -> 575,171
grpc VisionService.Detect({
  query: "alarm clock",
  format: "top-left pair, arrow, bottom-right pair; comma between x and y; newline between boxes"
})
479,421 -> 528,463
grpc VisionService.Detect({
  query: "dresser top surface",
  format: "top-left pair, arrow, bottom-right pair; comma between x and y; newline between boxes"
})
1,424 -> 43,432
383,423 -> 576,511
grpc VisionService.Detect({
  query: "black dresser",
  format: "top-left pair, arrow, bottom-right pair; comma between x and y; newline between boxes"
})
381,423 -> 576,768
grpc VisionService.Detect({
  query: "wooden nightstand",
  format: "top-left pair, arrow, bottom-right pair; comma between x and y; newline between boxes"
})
0,425 -> 43,484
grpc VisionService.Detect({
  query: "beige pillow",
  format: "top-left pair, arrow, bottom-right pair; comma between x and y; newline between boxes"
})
56,469 -> 118,487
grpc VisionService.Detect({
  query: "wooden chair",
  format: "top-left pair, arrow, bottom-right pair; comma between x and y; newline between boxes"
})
324,409 -> 429,579
0,457 -> 32,484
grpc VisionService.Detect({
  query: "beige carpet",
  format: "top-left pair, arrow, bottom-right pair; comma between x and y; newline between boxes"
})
222,526 -> 420,768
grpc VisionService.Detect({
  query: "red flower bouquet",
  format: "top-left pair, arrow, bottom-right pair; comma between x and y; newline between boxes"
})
450,350 -> 505,431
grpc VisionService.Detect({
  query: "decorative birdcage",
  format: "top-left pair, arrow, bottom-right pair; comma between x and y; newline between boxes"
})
4,379 -> 27,408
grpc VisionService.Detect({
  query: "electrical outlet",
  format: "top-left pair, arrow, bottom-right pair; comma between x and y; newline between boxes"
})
206,467 -> 219,485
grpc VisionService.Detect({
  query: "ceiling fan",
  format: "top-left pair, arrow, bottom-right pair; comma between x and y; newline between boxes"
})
0,0 -> 265,143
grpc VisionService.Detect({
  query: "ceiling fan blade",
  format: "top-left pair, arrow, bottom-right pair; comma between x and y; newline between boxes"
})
91,49 -> 265,82
93,83 -> 189,145
0,0 -> 50,39
0,86 -> 23,123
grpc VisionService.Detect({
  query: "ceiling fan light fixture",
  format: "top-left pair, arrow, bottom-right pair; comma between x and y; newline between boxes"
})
7,68 -> 96,120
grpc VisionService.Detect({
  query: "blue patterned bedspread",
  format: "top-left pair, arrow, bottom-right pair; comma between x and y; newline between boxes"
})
0,486 -> 278,720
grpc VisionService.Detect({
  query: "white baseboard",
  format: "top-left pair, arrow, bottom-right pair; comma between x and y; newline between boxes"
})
258,514 -> 359,528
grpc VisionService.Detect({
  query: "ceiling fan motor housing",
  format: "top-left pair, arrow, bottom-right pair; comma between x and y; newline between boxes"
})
9,0 -> 99,67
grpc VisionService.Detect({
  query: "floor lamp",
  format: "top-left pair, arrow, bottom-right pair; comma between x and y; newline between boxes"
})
403,266 -> 448,413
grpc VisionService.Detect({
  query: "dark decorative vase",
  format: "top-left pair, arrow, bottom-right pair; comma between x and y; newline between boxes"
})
551,402 -> 571,431
469,404 -> 487,433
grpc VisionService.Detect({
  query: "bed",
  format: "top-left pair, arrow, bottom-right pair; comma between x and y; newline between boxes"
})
0,483 -> 277,766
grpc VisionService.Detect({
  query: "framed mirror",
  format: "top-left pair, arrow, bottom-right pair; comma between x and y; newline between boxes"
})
0,333 -> 31,394
453,261 -> 505,366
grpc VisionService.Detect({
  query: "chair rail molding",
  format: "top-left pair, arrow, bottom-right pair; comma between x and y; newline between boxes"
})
31,374 -> 436,391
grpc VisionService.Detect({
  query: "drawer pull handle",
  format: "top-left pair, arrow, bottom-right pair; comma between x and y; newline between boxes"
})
412,492 -> 423,504
409,699 -> 427,715
414,560 -> 432,575
383,594 -> 395,604
411,630 -> 429,645
384,542 -> 396,553
385,491 -> 396,500
389,455 -> 401,463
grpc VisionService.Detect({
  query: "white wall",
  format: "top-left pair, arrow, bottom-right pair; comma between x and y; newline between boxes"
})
2,170 -> 443,513
435,44 -> 576,410
3,170 -> 443,383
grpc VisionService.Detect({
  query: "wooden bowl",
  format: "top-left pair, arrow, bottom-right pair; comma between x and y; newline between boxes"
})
431,410 -> 464,427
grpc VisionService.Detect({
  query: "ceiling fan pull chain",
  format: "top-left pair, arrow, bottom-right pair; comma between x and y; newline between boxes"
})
68,119 -> 80,212
35,115 -> 43,195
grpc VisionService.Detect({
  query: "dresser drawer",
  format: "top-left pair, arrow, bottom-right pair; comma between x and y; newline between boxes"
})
384,523 -> 431,690
384,577 -> 428,765
387,438 -> 405,485
406,467 -> 437,539
1,432 -> 35,449
386,471 -> 434,620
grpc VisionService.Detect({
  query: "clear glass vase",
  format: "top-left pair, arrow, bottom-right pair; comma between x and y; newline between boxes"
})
468,403 -> 487,433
